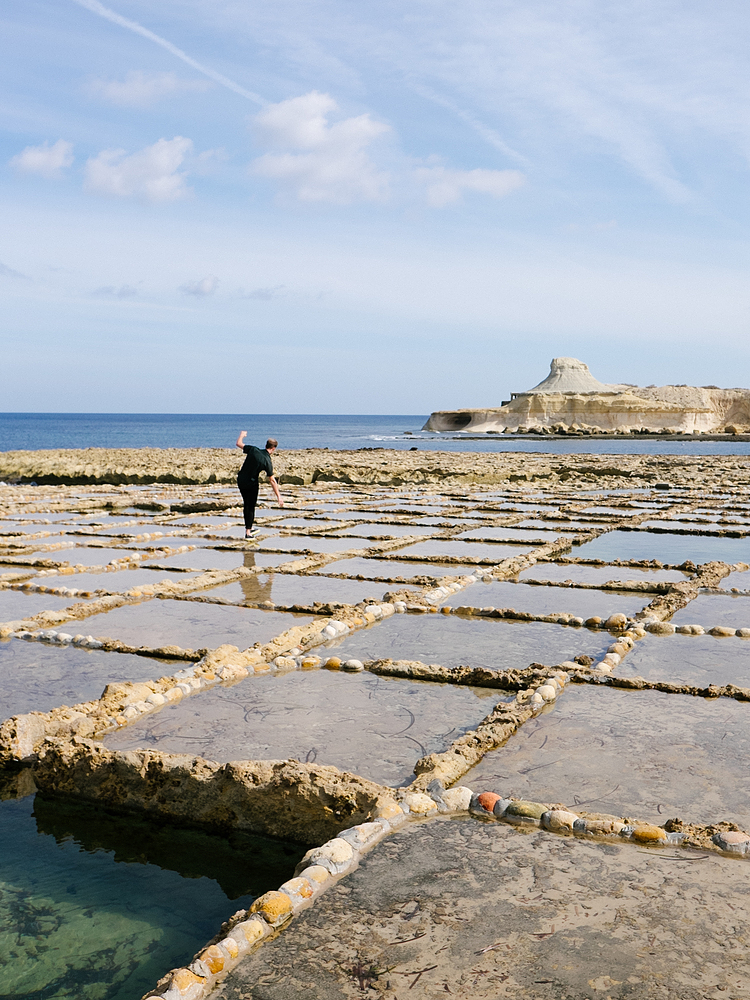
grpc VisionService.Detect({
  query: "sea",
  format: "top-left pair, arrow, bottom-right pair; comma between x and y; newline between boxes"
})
1,413 -> 749,456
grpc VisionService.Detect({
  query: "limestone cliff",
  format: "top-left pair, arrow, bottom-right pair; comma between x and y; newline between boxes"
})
424,358 -> 750,435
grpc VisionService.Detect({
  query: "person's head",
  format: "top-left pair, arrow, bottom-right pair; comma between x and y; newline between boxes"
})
265,438 -> 278,452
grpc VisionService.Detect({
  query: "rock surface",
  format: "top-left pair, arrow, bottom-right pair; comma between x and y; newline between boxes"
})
211,817 -> 750,1000
3,446 -> 750,488
424,357 -> 750,434
32,739 -> 397,845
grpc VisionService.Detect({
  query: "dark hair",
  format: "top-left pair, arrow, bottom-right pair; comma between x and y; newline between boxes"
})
266,438 -> 278,450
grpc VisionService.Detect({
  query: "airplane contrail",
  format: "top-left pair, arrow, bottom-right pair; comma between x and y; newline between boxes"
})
412,83 -> 528,166
71,0 -> 266,106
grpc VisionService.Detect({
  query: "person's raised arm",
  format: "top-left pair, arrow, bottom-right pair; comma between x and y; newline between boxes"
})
268,475 -> 284,507
236,430 -> 247,449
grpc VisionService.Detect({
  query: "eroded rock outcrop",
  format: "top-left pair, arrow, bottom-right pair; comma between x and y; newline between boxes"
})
32,739 -> 397,845
425,357 -> 750,434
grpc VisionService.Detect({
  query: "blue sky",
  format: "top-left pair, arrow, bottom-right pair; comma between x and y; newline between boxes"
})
2,0 -> 750,412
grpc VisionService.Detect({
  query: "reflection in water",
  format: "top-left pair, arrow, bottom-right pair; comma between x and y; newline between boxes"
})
239,551 -> 274,604
0,792 -> 303,1000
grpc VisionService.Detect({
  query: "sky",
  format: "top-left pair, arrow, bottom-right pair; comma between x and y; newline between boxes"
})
2,0 -> 750,412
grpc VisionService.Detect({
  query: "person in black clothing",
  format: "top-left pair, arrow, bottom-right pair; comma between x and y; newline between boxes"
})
235,432 -> 284,538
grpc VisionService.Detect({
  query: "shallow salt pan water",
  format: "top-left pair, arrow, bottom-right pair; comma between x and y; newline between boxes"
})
719,567 -> 750,589
317,557 -> 480,579
0,639 -> 172,718
0,589 -> 94,620
622,633 -> 750,688
463,685 -> 750,826
441,580 -> 650,619
56,545 -> 145,567
458,526 -> 578,541
258,535 -> 359,553
103,669 -> 500,787
130,535 -> 237,548
143,548 -> 291,571
42,567 -> 203,593
574,530 -> 750,564
519,562 -> 692,584
201,573 -> 389,606
322,613 -> 610,671
80,600 -> 312,649
0,793 -> 302,1000
671,592 -> 750,628
393,540 -> 537,561
0,522 -> 67,535
335,523 -> 439,537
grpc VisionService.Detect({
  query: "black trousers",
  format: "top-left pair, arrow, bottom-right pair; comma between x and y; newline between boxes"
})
238,478 -> 260,530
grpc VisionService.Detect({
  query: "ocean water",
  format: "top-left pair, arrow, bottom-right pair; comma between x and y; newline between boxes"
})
1,413 -> 749,455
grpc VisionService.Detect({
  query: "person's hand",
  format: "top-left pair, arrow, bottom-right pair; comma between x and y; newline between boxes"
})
240,430 -> 247,436
279,499 -> 285,507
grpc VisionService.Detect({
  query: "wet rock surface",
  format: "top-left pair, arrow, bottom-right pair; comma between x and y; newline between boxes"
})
213,817 -> 750,1000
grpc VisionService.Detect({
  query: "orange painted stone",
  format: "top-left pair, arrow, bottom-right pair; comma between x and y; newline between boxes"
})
477,792 -> 501,813
631,823 -> 667,843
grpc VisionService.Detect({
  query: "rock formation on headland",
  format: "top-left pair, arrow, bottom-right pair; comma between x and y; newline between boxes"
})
424,357 -> 750,435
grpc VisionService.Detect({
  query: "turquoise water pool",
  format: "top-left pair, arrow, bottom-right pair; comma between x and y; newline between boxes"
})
0,791 -> 303,999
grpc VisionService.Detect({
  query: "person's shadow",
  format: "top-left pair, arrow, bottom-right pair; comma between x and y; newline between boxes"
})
239,551 -> 275,604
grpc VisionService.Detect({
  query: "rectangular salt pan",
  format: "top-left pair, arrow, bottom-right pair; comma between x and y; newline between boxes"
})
458,526 -> 579,541
389,540 -> 536,561
575,530 -> 750,564
38,567 -> 203,593
80,599 -> 312,650
200,574 -> 390,607
317,557 -> 480,580
0,590 -> 94,622
442,580 -> 649,620
335,524 -> 439,537
143,548 -> 291,571
671,593 -> 750,629
0,638 -> 173,719
57,546 -> 150,567
103,669 -> 501,787
321,613 -> 610,672
258,535 -> 358,553
519,562 -> 692,585
623,633 -> 750,688
463,685 -> 750,828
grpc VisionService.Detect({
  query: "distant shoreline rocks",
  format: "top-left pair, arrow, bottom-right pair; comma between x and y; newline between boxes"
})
424,357 -> 750,435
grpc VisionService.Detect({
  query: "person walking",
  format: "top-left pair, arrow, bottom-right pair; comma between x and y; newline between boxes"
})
235,432 -> 284,538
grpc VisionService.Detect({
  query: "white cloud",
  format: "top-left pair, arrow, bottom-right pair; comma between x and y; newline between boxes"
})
10,139 -> 73,179
251,91 -> 390,203
180,275 -> 219,296
88,70 -> 210,107
416,166 -> 526,207
84,137 -> 192,202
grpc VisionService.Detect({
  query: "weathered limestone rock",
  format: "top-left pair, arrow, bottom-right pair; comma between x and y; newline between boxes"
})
424,357 -> 750,434
31,739 -> 397,845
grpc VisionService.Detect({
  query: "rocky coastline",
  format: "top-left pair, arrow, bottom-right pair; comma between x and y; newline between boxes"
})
2,446 -> 750,488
